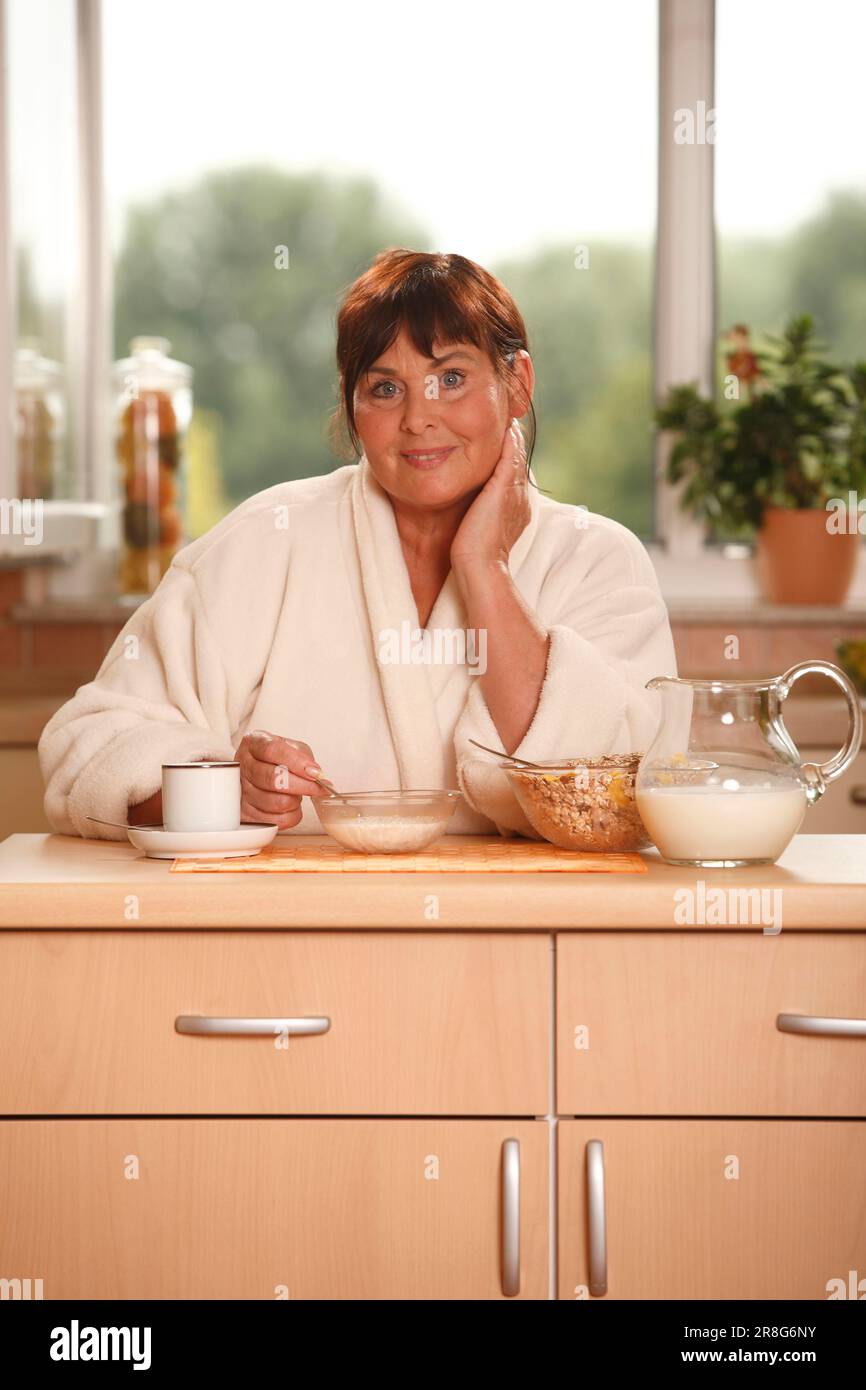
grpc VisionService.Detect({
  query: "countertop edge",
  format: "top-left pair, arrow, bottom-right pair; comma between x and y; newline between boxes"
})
1,879 -> 865,929
1,834 -> 865,930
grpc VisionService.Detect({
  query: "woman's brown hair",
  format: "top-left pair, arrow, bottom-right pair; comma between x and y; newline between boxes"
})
329,249 -> 537,474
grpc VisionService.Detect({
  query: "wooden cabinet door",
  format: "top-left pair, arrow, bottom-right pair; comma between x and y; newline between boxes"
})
0,1119 -> 549,1300
558,1119 -> 866,1300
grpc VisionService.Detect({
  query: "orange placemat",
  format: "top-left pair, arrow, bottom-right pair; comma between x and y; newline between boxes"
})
170,839 -> 647,873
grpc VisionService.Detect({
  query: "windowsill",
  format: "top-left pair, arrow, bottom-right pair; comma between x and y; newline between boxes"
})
9,595 -> 866,630
645,541 -> 866,609
665,599 -> 866,624
3,534 -> 866,624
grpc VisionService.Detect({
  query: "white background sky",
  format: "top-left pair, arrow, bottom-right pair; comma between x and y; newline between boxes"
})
10,0 -> 866,292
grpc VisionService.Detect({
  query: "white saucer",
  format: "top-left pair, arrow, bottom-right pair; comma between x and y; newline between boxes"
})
127,822 -> 279,859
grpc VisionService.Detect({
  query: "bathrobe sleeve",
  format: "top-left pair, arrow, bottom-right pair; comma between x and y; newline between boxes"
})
453,519 -> 677,837
38,562 -> 238,840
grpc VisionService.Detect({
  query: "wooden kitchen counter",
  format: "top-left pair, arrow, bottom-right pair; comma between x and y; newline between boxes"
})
0,831 -> 864,928
1,829 -> 864,1301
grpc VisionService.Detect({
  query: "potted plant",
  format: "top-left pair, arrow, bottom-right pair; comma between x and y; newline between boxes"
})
655,315 -> 866,603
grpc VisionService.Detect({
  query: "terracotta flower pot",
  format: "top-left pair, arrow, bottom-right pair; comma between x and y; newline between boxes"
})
754,506 -> 860,604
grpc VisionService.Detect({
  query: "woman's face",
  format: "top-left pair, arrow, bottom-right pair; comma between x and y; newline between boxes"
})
352,326 -> 533,513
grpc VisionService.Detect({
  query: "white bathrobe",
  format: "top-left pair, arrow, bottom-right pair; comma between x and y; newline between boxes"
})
38,456 -> 678,840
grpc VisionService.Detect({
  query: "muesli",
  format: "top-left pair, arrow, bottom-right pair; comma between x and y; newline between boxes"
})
507,754 -> 650,852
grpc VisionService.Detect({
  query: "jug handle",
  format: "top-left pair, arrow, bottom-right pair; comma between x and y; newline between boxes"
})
778,660 -> 864,802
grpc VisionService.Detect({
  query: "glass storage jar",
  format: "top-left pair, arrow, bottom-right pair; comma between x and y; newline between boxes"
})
112,336 -> 192,595
14,342 -> 66,499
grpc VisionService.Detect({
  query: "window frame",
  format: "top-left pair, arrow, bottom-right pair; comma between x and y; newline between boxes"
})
0,0 -> 14,498
2,0 -> 864,601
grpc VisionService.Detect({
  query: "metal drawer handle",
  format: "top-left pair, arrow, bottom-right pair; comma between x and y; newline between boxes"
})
501,1138 -> 520,1297
776,1012 -> 866,1038
175,1016 -> 331,1037
587,1138 -> 607,1297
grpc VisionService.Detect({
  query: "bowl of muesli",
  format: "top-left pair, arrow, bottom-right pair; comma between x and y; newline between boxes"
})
502,753 -> 651,853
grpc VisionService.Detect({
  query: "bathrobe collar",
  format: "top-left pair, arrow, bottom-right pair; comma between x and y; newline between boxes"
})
350,452 -> 541,789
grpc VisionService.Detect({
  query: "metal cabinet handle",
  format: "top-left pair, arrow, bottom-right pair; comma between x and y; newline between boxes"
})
849,785 -> 866,805
587,1138 -> 607,1297
501,1138 -> 520,1297
175,1015 -> 331,1036
776,1012 -> 866,1038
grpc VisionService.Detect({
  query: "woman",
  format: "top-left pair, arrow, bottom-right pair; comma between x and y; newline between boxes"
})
39,249 -> 677,840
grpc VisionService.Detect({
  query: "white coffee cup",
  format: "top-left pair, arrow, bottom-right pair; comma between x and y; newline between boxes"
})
162,761 -> 241,832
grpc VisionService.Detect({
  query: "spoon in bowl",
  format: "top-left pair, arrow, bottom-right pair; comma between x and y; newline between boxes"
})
306,773 -> 349,800
467,738 -> 545,769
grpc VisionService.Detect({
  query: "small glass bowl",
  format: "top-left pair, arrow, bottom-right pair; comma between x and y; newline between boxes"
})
503,754 -> 651,853
316,789 -> 461,854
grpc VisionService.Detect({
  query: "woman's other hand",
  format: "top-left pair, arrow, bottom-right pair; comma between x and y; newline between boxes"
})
235,730 -> 330,829
449,419 -> 531,574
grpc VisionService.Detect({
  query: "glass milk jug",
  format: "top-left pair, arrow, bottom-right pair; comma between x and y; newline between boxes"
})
635,661 -> 863,867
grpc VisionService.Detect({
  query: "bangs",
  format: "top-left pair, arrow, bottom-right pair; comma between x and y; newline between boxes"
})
356,273 -> 488,381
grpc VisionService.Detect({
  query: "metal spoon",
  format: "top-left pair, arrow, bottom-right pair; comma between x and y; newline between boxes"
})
467,738 -> 545,769
87,816 -> 163,832
306,773 -> 349,800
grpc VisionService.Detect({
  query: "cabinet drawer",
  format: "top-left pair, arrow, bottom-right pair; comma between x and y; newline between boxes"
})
0,1118 -> 549,1299
558,1119 -> 866,1299
0,931 -> 549,1114
557,932 -> 866,1115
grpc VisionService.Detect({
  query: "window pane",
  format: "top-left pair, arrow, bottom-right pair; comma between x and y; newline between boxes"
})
717,0 -> 866,361
713,0 -> 866,547
104,0 -> 656,537
7,0 -> 77,498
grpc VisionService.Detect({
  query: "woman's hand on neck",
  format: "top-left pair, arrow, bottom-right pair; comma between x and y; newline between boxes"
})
391,491 -> 474,565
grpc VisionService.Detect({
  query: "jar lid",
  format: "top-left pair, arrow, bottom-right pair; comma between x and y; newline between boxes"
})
112,336 -> 193,389
15,343 -> 63,390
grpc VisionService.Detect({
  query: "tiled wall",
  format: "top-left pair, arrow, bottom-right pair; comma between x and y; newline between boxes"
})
0,573 -> 23,668
0,572 -> 125,691
672,623 -> 865,682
